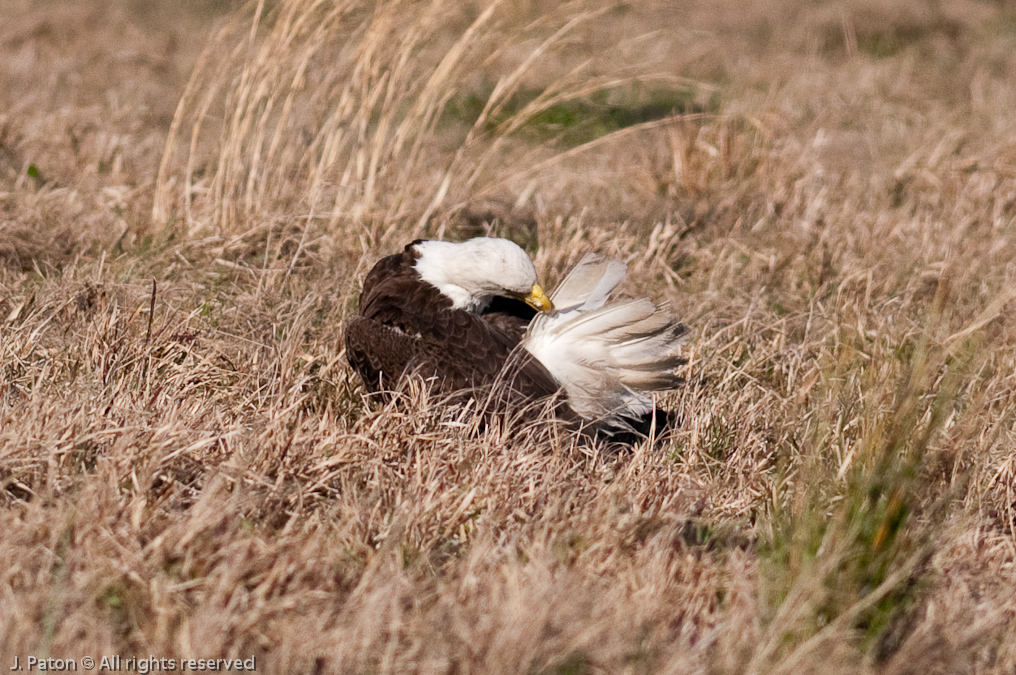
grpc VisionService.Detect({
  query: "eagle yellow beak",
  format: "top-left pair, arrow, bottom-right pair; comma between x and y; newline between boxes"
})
525,283 -> 553,313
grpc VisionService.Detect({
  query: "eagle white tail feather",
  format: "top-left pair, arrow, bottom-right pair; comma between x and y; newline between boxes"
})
524,255 -> 687,428
550,254 -> 627,311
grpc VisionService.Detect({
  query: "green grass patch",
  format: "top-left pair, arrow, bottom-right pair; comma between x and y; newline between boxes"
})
444,85 -> 718,146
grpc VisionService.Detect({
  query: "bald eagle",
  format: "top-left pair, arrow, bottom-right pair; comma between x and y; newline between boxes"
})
344,237 -> 687,437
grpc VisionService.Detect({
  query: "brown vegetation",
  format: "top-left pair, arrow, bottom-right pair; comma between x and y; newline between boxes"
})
2,0 -> 1016,671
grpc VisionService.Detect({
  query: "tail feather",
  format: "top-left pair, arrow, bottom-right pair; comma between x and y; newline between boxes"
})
523,256 -> 687,430
551,254 -> 627,312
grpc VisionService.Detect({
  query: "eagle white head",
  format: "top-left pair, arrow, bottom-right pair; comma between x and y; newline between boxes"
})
412,238 -> 552,314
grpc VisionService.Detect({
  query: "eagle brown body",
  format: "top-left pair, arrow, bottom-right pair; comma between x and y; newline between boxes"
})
344,242 -> 563,411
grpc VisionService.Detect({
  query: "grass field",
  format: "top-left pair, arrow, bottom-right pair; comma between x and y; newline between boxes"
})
3,0 -> 1016,671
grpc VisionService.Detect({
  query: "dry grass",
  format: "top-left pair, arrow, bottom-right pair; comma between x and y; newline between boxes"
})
3,0 -> 1016,671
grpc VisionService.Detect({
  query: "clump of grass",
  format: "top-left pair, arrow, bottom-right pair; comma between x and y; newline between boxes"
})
754,280 -> 1001,670
153,0 -> 712,244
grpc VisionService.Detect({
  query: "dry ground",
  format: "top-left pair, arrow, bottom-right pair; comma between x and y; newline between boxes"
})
2,0 -> 1016,672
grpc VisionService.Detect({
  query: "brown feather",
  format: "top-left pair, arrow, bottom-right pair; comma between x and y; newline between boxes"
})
344,243 -> 562,410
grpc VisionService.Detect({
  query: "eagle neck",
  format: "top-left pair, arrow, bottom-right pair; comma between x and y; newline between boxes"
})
429,283 -> 491,313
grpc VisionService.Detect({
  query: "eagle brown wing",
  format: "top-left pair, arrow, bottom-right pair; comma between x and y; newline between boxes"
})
344,245 -> 561,405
